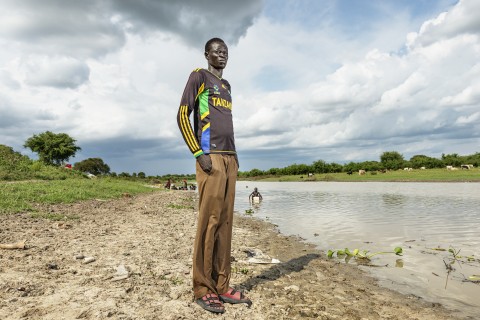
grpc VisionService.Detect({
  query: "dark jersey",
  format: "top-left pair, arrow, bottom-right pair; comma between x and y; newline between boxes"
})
177,68 -> 236,158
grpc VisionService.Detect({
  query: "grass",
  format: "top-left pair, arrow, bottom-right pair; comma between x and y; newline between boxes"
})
0,178 -> 163,214
248,168 -> 480,182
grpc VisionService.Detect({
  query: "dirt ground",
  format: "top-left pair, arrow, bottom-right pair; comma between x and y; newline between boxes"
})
0,190 -> 470,319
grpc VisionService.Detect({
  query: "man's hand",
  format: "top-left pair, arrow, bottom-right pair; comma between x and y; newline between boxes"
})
197,154 -> 212,173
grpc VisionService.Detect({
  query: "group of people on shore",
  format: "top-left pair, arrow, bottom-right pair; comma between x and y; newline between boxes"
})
164,179 -> 196,191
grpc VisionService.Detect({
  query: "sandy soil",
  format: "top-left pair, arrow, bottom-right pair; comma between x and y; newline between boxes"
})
0,190 -> 469,319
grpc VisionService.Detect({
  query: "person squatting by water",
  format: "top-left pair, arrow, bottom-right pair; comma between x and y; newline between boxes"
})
176,37 -> 252,314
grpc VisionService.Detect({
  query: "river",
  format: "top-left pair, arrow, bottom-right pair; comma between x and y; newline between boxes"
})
234,181 -> 480,318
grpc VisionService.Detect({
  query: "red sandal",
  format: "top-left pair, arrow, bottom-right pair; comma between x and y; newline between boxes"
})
195,293 -> 225,314
219,288 -> 252,307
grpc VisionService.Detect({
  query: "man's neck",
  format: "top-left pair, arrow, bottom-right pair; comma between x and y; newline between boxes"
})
208,66 -> 223,79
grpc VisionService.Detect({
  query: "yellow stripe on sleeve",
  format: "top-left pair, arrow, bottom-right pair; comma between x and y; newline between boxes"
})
179,105 -> 200,152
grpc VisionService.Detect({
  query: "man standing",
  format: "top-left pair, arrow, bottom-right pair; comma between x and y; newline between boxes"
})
177,38 -> 251,314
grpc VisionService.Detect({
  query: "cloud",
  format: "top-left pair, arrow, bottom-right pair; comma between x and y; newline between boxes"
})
0,0 -> 126,59
110,0 -> 263,47
20,56 -> 90,89
407,0 -> 480,48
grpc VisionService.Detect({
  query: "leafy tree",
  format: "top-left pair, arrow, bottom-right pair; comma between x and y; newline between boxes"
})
441,153 -> 464,167
312,160 -> 328,173
74,158 -> 110,175
380,151 -> 405,170
138,172 -> 146,179
409,155 -> 444,169
358,161 -> 383,172
24,131 -> 81,166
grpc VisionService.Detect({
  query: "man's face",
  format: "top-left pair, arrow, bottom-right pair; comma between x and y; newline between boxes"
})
205,42 -> 228,69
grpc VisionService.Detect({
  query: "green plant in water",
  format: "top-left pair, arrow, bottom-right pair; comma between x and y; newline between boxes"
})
327,247 -> 403,261
245,209 -> 254,216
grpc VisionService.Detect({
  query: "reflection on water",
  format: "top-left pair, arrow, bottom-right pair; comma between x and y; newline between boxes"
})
235,181 -> 480,319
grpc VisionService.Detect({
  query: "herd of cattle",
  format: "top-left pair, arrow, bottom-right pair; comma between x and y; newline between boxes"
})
354,164 -> 475,175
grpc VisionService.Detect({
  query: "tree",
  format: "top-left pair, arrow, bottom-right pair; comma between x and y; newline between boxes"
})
380,151 -> 405,170
24,131 -> 81,166
74,158 -> 110,175
409,155 -> 443,169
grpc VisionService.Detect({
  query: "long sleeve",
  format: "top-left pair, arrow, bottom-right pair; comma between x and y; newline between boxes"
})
177,69 -> 204,158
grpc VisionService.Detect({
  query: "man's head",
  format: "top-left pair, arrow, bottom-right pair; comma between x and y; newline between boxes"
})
205,38 -> 228,70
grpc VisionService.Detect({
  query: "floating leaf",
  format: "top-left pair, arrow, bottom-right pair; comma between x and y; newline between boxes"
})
327,250 -> 335,258
353,249 -> 359,256
394,247 -> 403,255
468,275 -> 480,281
337,250 -> 345,256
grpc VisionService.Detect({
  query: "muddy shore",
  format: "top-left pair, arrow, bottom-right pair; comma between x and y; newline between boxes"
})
0,190 -> 468,319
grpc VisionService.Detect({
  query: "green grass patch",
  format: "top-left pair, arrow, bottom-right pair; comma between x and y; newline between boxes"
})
249,168 -> 480,182
167,203 -> 194,210
0,178 -> 162,214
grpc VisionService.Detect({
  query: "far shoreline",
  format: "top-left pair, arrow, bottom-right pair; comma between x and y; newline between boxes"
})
237,168 -> 480,183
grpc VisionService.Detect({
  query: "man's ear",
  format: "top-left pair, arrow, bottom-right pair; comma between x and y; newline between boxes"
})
204,51 -> 209,59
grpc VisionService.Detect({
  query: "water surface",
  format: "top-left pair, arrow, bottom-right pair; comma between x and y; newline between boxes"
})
235,181 -> 480,318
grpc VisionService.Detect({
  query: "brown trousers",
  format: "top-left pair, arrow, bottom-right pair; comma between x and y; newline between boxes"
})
193,154 -> 238,299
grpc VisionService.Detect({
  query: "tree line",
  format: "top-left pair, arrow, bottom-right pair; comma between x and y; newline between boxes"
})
19,131 -> 480,179
238,151 -> 480,178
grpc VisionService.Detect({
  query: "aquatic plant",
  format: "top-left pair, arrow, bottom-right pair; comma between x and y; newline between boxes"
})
245,209 -> 254,216
327,247 -> 403,261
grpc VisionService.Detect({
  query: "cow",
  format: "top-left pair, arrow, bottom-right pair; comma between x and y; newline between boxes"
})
461,164 -> 474,170
358,170 -> 366,175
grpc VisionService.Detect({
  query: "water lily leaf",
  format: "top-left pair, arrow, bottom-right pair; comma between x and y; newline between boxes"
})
327,250 -> 335,258
394,247 -> 403,255
345,248 -> 353,256
337,250 -> 345,256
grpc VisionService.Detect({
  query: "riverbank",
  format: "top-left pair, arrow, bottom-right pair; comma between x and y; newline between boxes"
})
240,168 -> 480,183
0,191 -> 467,319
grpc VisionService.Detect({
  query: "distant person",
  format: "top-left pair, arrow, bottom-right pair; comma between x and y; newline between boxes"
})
164,178 -> 171,189
176,37 -> 250,314
249,187 -> 263,203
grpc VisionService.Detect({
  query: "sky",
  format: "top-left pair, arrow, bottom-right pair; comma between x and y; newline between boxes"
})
1,0 -> 479,175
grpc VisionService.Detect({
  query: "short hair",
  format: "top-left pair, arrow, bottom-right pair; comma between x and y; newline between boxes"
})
205,38 -> 226,52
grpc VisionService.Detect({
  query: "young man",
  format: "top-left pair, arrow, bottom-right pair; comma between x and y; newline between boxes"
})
177,38 -> 251,314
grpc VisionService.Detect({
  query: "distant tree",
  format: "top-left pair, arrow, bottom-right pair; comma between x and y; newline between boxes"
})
380,151 -> 405,170
266,167 -> 280,175
441,153 -> 464,167
138,172 -> 146,179
247,168 -> 264,177
312,160 -> 328,173
464,152 -> 480,167
283,163 -> 310,175
74,158 -> 110,175
358,161 -> 383,172
409,155 -> 444,169
119,172 -> 131,178
327,162 -> 344,173
24,131 -> 81,166
343,161 -> 360,173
